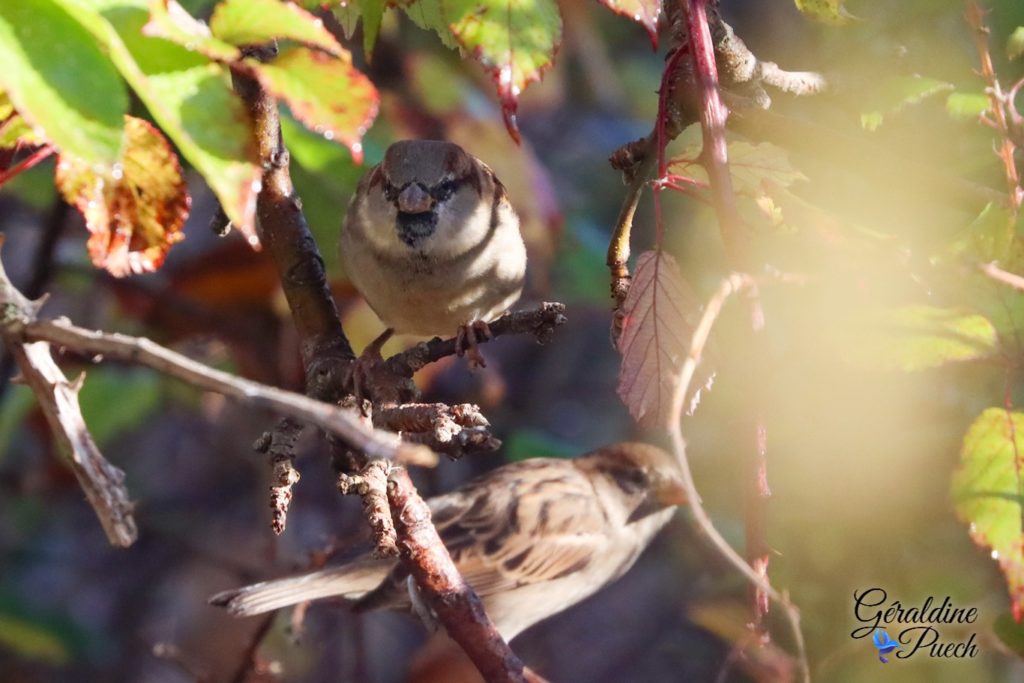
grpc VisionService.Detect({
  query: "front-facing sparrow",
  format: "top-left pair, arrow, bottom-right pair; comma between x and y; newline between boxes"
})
211,443 -> 685,640
339,139 -> 527,368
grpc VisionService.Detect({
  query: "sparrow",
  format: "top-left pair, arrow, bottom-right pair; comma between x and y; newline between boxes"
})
210,443 -> 686,640
339,140 -> 527,370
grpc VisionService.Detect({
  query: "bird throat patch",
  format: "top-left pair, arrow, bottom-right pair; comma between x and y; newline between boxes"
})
396,211 -> 438,248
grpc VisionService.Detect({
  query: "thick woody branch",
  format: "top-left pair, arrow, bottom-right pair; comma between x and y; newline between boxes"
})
386,468 -> 533,683
0,246 -> 136,547
232,54 -> 354,401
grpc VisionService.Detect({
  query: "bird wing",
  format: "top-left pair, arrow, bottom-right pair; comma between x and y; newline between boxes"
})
427,458 -> 609,597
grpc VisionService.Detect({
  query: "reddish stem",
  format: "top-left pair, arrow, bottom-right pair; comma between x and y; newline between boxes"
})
683,0 -> 745,264
0,146 -> 54,187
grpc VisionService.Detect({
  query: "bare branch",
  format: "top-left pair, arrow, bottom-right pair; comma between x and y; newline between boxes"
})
382,303 -> 567,380
386,467 -> 533,683
0,240 -> 136,547
20,316 -> 433,465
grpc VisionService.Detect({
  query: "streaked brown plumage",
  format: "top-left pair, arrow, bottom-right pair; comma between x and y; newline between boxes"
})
210,443 -> 685,640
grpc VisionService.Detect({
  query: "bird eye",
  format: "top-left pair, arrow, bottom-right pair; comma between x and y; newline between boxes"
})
433,179 -> 456,202
382,179 -> 398,203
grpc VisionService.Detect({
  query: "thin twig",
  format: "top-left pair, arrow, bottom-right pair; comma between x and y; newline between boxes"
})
21,316 -> 434,465
667,272 -> 810,683
338,459 -> 398,557
382,303 -> 567,379
980,261 -> 1024,291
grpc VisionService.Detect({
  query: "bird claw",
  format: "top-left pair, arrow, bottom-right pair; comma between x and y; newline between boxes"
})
351,329 -> 394,412
455,321 -> 492,369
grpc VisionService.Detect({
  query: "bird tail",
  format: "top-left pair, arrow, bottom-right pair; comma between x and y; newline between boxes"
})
209,557 -> 392,617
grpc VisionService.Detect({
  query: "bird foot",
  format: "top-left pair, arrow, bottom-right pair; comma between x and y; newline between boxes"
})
455,320 -> 493,369
351,328 -> 394,411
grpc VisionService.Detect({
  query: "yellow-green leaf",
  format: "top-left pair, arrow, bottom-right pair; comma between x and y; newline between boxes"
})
210,0 -> 343,55
63,0 -> 260,242
842,306 -> 999,372
952,408 -> 1024,621
860,76 -> 953,131
794,0 -> 857,25
143,0 -> 241,61
1008,26 -> 1024,61
0,0 -> 127,165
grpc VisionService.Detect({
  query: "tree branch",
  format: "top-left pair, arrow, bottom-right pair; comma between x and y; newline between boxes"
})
387,467 -> 535,683
232,50 -> 354,401
0,241 -> 136,547
19,315 -> 434,466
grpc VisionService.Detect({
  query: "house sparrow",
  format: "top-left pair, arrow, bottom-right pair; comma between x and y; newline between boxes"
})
339,140 -> 527,369
210,443 -> 685,640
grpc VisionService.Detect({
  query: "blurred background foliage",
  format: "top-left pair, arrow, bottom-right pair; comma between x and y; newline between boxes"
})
3,0 -> 1024,681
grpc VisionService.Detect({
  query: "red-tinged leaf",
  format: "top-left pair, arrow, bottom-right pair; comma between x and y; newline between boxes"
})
248,46 -> 378,161
441,0 -> 562,143
210,0 -> 343,55
55,116 -> 189,277
616,250 -> 705,427
952,408 -> 1024,621
595,0 -> 660,47
668,140 -> 806,197
143,0 -> 241,62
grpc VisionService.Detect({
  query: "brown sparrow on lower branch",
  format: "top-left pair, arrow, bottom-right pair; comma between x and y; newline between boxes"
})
210,443 -> 685,640
340,140 -> 527,373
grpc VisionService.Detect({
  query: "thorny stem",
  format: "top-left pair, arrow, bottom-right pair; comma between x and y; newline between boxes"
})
966,0 -> 1022,211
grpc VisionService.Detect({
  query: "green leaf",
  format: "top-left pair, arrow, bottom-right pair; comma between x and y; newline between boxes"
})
359,0 -> 386,59
1008,26 -> 1024,61
210,0 -> 343,55
860,76 -> 954,131
332,0 -> 361,40
951,203 -> 1024,269
842,306 -> 999,371
994,611 -> 1024,659
64,0 -> 261,242
249,46 -> 378,160
946,91 -> 989,122
794,0 -> 857,25
952,408 -> 1024,621
402,0 -> 458,49
0,0 -> 127,165
407,0 -> 561,140
669,141 -> 806,196
143,0 -> 241,61
77,368 -> 162,447
0,613 -> 72,665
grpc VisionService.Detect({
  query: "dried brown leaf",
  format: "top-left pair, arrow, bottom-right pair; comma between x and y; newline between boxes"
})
56,116 -> 189,277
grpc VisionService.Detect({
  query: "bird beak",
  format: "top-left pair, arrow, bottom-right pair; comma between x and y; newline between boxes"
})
656,478 -> 687,507
397,184 -> 433,214
627,477 -> 686,523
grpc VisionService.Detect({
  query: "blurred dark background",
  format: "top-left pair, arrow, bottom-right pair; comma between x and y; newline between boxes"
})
3,0 -> 1024,681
